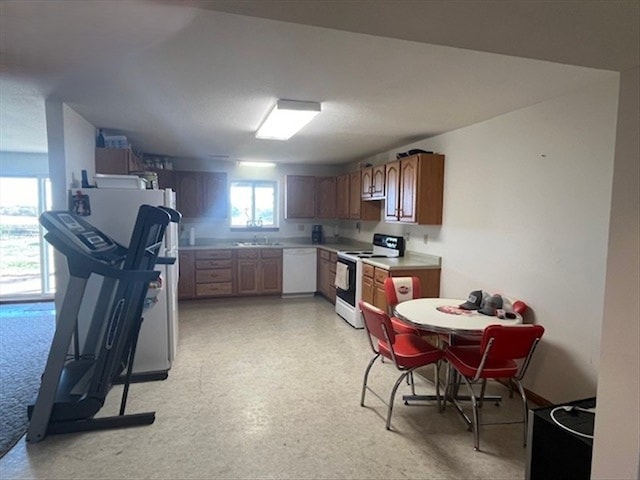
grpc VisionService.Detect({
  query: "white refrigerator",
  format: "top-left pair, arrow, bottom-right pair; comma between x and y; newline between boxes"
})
67,188 -> 179,377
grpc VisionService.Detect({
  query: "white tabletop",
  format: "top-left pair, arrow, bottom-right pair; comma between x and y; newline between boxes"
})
394,298 -> 522,336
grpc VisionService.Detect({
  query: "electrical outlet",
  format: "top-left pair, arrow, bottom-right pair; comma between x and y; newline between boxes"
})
405,231 -> 411,242
423,234 -> 428,245
298,224 -> 305,231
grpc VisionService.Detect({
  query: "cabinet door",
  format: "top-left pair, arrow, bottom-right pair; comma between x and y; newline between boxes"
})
371,165 -> 386,199
336,174 -> 350,219
260,257 -> 282,294
362,274 -> 374,305
361,167 -> 373,198
349,171 -> 361,219
175,171 -> 201,218
399,156 -> 418,223
285,175 -> 316,218
178,251 -> 195,299
236,258 -> 259,295
316,176 -> 336,219
156,170 -> 175,190
202,171 -> 228,218
385,160 -> 400,221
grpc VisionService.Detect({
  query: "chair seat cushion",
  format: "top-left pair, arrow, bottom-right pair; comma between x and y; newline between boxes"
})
445,346 -> 518,378
378,334 -> 442,369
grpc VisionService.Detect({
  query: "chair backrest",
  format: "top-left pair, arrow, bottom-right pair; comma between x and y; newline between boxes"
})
480,324 -> 545,362
383,277 -> 421,313
512,300 -> 527,316
359,300 -> 396,347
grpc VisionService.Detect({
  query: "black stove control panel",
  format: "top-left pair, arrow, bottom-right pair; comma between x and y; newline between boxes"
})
372,233 -> 405,256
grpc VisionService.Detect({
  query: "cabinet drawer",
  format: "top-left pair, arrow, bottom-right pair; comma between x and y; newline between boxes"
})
196,282 -> 233,297
196,269 -> 232,283
374,267 -> 389,285
195,250 -> 232,260
362,263 -> 375,278
196,259 -> 232,269
237,249 -> 259,260
261,248 -> 282,258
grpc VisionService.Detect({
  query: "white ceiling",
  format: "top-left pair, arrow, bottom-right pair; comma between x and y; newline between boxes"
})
0,0 -> 637,165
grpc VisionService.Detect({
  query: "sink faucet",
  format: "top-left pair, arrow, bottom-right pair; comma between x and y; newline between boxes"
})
253,234 -> 258,243
264,236 -> 269,245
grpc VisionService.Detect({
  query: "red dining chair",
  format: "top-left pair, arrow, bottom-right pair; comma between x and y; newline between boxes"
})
443,324 -> 545,450
383,276 -> 425,335
359,300 -> 443,430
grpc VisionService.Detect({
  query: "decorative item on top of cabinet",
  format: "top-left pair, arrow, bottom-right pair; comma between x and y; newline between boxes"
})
385,153 -> 444,225
175,171 -> 227,219
361,164 -> 385,200
95,147 -> 143,175
236,248 -> 282,295
316,176 -> 336,219
194,250 -> 235,297
178,250 -> 195,299
285,175 -> 316,219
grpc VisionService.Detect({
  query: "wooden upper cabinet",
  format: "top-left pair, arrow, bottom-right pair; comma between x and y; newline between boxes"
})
335,174 -> 350,219
385,160 -> 401,221
95,148 -> 142,175
285,175 -> 316,219
384,153 -> 444,225
175,171 -> 200,218
201,172 -> 228,218
175,170 -> 227,219
316,176 -> 336,219
349,171 -> 361,219
361,165 -> 385,200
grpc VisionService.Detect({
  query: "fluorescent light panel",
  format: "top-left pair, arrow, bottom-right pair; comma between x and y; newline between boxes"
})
255,99 -> 321,140
238,161 -> 276,168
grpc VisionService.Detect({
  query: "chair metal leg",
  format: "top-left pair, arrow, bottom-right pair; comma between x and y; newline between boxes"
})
360,353 -> 380,407
385,370 -> 411,430
513,378 -> 529,447
478,379 -> 487,408
460,375 -> 481,450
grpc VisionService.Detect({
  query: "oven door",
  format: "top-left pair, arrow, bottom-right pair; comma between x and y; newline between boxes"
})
335,257 -> 357,307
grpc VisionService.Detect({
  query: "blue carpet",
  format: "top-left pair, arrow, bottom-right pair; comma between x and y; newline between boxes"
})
0,302 -> 55,458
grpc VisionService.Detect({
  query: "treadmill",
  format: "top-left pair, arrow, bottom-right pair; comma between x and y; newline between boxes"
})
27,204 -> 180,443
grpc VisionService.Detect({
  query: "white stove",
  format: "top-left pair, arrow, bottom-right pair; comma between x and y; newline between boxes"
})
335,233 -> 405,328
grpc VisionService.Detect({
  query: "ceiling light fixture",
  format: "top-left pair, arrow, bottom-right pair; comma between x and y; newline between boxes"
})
255,99 -> 321,140
238,161 -> 276,168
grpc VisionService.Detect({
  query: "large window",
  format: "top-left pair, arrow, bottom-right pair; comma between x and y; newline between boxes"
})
0,176 -> 54,300
230,180 -> 278,228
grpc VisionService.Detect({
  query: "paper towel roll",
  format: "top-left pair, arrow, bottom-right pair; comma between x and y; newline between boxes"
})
189,227 -> 196,246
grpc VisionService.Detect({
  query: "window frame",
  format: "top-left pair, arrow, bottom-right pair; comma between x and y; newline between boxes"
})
229,179 -> 279,232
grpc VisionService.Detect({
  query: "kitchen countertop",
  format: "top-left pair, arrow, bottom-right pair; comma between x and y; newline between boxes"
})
179,238 -> 441,269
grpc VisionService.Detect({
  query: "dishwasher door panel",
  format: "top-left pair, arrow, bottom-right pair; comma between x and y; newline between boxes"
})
282,248 -> 317,295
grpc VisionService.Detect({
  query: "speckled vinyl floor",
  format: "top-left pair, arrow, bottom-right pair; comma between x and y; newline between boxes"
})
0,296 -> 530,479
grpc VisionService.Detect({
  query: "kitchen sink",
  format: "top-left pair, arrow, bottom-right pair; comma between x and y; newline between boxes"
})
232,241 -> 281,247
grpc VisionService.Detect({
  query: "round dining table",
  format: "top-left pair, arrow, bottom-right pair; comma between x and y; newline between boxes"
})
393,297 -> 522,337
393,297 -> 523,410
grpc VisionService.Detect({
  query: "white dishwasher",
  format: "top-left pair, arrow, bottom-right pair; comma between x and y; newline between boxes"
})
282,248 -> 317,296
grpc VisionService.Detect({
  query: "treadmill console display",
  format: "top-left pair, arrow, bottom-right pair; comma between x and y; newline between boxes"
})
40,211 -> 122,259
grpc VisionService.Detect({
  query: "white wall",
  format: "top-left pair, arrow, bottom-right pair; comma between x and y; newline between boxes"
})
45,101 -> 96,308
591,66 -> 640,480
352,78 -> 620,403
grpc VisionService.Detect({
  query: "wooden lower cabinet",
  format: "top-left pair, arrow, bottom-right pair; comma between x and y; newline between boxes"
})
178,250 -> 195,299
361,262 -> 441,313
317,248 -> 337,303
236,248 -> 282,296
194,250 -> 234,297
